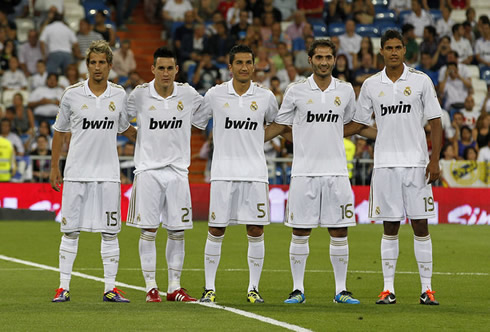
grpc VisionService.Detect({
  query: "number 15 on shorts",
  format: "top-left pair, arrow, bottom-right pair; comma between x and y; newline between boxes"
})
105,211 -> 118,226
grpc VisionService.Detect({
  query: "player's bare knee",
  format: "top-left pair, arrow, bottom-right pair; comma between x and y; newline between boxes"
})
411,219 -> 429,237
143,228 -> 158,233
64,231 -> 80,239
328,227 -> 347,238
383,221 -> 400,235
101,232 -> 117,241
209,226 -> 225,237
292,228 -> 311,236
246,225 -> 263,237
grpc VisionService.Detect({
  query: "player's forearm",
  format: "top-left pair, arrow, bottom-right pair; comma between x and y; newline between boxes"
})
358,125 -> 377,140
343,121 -> 366,137
429,117 -> 442,162
264,122 -> 288,142
121,125 -> 137,143
50,131 -> 65,169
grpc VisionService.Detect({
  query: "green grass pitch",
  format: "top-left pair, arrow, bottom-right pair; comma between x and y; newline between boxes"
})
0,221 -> 489,331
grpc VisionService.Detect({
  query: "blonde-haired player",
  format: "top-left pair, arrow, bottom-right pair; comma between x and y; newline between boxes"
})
50,40 -> 136,302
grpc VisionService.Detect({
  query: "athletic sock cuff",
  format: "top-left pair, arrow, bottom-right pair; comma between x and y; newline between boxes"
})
330,236 -> 348,246
140,230 -> 157,241
414,234 -> 431,241
207,232 -> 224,242
247,234 -> 264,243
382,234 -> 399,241
168,231 -> 184,241
291,234 -> 309,244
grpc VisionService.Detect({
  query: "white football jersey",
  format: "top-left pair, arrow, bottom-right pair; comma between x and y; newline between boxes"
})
275,76 -> 356,177
127,80 -> 203,175
193,79 -> 278,182
54,80 -> 130,182
353,64 -> 442,168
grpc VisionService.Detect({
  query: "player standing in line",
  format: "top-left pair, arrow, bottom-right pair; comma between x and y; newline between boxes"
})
50,40 -> 137,303
126,47 -> 203,302
265,39 -> 376,304
345,30 -> 442,305
193,44 -> 279,303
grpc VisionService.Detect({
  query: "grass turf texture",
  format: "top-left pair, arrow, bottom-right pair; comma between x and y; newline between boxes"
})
0,221 -> 489,331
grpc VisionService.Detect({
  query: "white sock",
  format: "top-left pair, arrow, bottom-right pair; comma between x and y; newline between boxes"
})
204,232 -> 224,291
166,231 -> 185,293
139,230 -> 158,292
59,232 -> 79,290
414,234 -> 433,293
289,234 -> 309,293
101,233 -> 119,293
381,234 -> 399,294
330,236 -> 348,295
247,234 -> 265,292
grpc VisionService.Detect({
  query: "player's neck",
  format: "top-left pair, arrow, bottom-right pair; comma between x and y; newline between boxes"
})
155,82 -> 174,98
232,79 -> 251,96
88,79 -> 108,97
385,64 -> 404,82
313,74 -> 332,91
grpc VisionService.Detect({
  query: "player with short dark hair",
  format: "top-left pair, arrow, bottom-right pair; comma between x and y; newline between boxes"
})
193,44 -> 278,303
345,29 -> 442,305
125,47 -> 203,302
50,40 -> 137,303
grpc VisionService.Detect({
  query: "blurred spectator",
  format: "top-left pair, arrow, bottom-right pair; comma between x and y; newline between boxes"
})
93,10 -> 116,47
329,0 -> 352,23
460,95 -> 479,128
30,59 -> 48,91
448,0 -> 469,10
270,76 -> 283,105
230,8 -> 250,41
59,63 -> 82,88
115,0 -> 139,30
454,125 -> 477,159
462,20 -> 475,46
0,132 -> 15,182
31,134 -> 51,182
436,5 -> 453,37
123,71 -> 144,94
241,25 -> 261,51
205,11 -> 225,37
353,36 -> 376,71
77,18 -> 103,58
0,39 -> 16,74
475,15 -> 490,43
389,0 -> 411,16
431,35 -> 451,70
285,11 -> 306,42
402,24 -> 419,66
271,43 -> 291,71
33,0 -> 63,27
264,22 -> 291,52
420,25 -> 438,57
1,117 -> 24,156
120,141 -> 135,184
174,10 -> 196,58
466,7 -> 477,30
1,56 -> 27,90
351,0 -> 375,24
40,13 -> 80,75
7,92 -> 34,136
205,21 -> 235,65
193,52 -> 222,94
274,0 -> 297,21
259,11 -> 275,43
404,0 -> 433,38
354,52 -> 376,85
297,0 -> 323,20
226,0 -> 251,28
112,39 -> 136,80
195,0 -> 219,22
463,146 -> 478,160
163,0 -> 193,34
333,53 -> 353,83
291,22 -> 314,53
439,52 -> 472,108
331,35 -> 353,70
294,35 -> 314,76
477,135 -> 490,162
339,19 -> 362,60
262,0 -> 283,23
18,29 -> 42,77
450,23 -> 473,64
416,52 -> 439,86
473,113 -> 489,149
481,85 -> 490,113
441,143 -> 456,160
278,63 -> 305,91
474,19 -> 490,68
217,0 -> 234,18
25,119 -> 52,152
27,72 -> 63,123
179,23 -> 206,70
254,47 -> 276,86
448,111 -> 465,142
423,0 -> 443,10
353,136 -> 373,185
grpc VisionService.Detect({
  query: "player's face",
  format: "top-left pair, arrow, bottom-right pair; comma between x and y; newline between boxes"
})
309,46 -> 335,79
152,57 -> 178,90
87,52 -> 112,83
380,38 -> 406,68
229,52 -> 254,83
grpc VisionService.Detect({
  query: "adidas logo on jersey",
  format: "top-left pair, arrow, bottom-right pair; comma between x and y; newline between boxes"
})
82,117 -> 114,129
380,102 -> 411,116
149,117 -> 183,129
224,117 -> 258,130
306,110 -> 339,123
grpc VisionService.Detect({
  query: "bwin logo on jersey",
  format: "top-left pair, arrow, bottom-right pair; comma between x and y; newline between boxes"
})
380,101 -> 411,116
149,117 -> 183,129
225,117 -> 258,130
82,117 -> 114,129
306,110 -> 339,123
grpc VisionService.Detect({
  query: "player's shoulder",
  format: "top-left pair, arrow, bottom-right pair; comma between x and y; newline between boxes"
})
109,81 -> 126,94
407,67 -> 432,81
285,77 -> 309,93
362,71 -> 382,88
61,81 -> 84,100
176,81 -> 199,94
205,81 -> 227,96
334,77 -> 354,90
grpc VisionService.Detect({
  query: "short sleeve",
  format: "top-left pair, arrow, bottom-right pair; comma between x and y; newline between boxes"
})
343,85 -> 356,124
53,94 -> 71,132
353,82 -> 373,125
274,86 -> 295,125
190,87 -> 204,115
192,89 -> 213,129
264,91 -> 279,124
422,75 -> 442,120
117,93 -> 130,133
127,89 -> 138,120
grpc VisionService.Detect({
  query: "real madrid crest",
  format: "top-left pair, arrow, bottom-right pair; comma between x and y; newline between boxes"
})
375,206 -> 381,215
62,217 -> 67,225
404,86 -> 411,96
109,101 -> 116,112
250,101 -> 258,111
334,96 -> 341,106
177,100 -> 184,111
211,212 -> 216,220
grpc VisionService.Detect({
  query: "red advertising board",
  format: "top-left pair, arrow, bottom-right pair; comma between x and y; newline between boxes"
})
0,183 -> 488,225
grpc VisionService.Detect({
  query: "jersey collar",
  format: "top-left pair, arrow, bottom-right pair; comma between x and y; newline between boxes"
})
381,63 -> 409,83
83,79 -> 111,98
307,75 -> 337,92
227,79 -> 255,96
149,80 -> 178,100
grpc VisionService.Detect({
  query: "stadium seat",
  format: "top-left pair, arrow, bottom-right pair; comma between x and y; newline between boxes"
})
1,90 -> 29,108
328,22 -> 345,36
374,11 -> 396,23
313,23 -> 328,37
84,2 -> 111,24
356,24 -> 379,37
373,0 -> 389,13
170,21 -> 184,40
430,9 -> 442,22
15,18 -> 35,43
187,63 -> 197,87
467,65 -> 480,79
473,79 -> 487,94
449,9 -> 466,23
398,10 -> 411,24
481,67 -> 490,84
375,21 -> 400,35
64,3 -> 85,31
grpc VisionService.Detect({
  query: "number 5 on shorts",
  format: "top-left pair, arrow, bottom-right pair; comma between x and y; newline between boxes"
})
257,203 -> 266,218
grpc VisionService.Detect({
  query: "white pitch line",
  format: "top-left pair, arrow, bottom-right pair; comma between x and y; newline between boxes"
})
0,254 -> 311,332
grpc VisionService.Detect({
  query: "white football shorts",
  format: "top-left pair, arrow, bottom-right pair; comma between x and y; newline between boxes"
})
126,167 -> 193,230
284,176 -> 356,228
208,181 -> 270,227
369,167 -> 436,221
60,181 -> 121,233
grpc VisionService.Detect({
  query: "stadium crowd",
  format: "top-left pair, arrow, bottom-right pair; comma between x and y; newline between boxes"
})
0,0 -> 489,184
